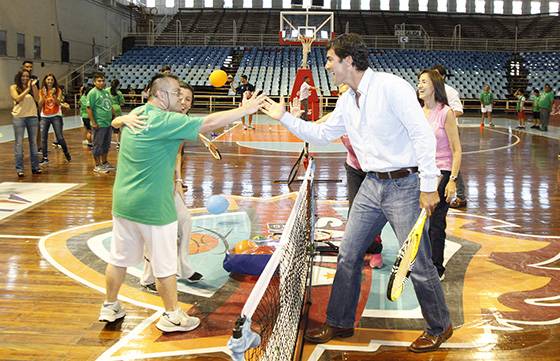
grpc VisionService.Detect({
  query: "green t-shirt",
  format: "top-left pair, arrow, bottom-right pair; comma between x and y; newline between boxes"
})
538,91 -> 554,111
108,89 -> 125,116
530,94 -> 540,112
516,95 -> 525,112
112,103 -> 203,225
79,95 -> 89,118
87,87 -> 113,127
480,91 -> 494,105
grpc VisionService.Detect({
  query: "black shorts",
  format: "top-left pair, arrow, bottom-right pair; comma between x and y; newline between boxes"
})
82,117 -> 92,130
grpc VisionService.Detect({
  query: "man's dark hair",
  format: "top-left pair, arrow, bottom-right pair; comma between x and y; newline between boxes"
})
93,72 -> 105,80
161,65 -> 172,73
22,60 -> 33,66
326,33 -> 369,72
179,81 -> 195,95
241,75 -> 248,80
432,64 -> 449,79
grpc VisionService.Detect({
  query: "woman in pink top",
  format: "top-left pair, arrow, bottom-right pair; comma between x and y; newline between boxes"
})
417,69 -> 462,280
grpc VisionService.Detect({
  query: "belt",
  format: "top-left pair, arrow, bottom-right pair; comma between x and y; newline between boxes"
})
369,167 -> 418,180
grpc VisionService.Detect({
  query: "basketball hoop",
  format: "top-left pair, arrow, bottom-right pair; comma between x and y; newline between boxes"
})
298,35 -> 316,69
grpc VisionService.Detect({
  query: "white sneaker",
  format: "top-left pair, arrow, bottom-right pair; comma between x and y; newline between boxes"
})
99,301 -> 126,322
93,165 -> 109,174
103,163 -> 116,171
156,309 -> 200,333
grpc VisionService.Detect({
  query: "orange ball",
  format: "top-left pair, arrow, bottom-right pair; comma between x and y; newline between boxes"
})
234,239 -> 257,254
209,69 -> 228,87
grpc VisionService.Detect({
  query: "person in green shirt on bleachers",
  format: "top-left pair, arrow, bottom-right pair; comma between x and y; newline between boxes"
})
538,84 -> 554,132
479,84 -> 494,127
529,88 -> 541,129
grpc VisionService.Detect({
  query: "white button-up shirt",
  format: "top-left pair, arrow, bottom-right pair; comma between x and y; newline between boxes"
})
280,68 -> 440,192
445,83 -> 463,114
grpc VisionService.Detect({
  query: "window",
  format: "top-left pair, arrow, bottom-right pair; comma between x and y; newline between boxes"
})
360,0 -> 370,10
530,1 -> 540,13
550,1 -> 559,14
399,0 -> 409,11
493,0 -> 503,13
418,0 -> 428,11
437,0 -> 447,12
185,0 -> 194,6
302,0 -> 312,7
0,31 -> 6,56
204,0 -> 212,6
380,0 -> 390,10
475,0 -> 485,13
323,0 -> 331,8
17,33 -> 25,58
146,0 -> 155,6
341,0 -> 351,9
262,0 -> 272,7
512,0 -> 522,14
165,0 -> 174,7
243,0 -> 252,7
283,0 -> 291,8
456,0 -> 466,12
33,36 -> 41,59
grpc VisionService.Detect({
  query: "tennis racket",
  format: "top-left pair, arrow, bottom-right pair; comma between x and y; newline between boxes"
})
287,142 -> 309,185
387,209 -> 428,302
199,134 -> 222,160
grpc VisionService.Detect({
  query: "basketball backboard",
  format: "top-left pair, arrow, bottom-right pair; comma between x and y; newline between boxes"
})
279,10 -> 334,46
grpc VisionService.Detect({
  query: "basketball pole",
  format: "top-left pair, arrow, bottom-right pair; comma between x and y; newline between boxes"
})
274,34 -> 340,185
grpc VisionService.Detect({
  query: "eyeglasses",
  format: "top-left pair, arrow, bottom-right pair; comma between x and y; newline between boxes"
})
165,89 -> 181,97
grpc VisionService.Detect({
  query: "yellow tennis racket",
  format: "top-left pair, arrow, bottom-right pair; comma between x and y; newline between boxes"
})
199,134 -> 222,160
387,209 -> 428,302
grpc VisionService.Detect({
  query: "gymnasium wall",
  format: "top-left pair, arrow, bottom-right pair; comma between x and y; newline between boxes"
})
0,0 -> 132,109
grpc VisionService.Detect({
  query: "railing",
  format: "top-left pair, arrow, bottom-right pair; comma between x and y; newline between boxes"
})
59,42 -> 120,93
127,31 -> 560,52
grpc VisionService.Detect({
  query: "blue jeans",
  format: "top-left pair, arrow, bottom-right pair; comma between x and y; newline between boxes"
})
41,115 -> 69,159
13,116 -> 40,172
326,172 -> 451,336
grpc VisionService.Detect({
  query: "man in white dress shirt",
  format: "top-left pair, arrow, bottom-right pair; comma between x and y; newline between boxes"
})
262,33 -> 452,353
432,64 -> 467,209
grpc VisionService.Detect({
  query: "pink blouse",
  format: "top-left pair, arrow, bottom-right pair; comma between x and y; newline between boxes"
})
426,104 -> 453,172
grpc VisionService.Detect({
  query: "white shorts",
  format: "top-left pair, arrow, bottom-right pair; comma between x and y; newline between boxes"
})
110,215 -> 178,278
481,105 -> 492,113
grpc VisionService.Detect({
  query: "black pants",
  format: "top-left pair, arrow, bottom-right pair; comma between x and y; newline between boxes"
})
345,162 -> 383,254
429,170 -> 451,277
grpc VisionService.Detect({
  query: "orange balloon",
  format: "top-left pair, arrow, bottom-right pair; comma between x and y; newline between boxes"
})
209,69 -> 228,87
234,239 -> 257,254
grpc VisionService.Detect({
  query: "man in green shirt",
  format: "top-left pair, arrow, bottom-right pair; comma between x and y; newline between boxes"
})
530,88 -> 541,129
479,84 -> 494,127
538,84 -> 554,131
87,73 -> 115,173
99,74 -> 265,333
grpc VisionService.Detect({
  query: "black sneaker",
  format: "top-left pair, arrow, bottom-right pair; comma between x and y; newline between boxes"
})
143,283 -> 158,293
40,158 -> 49,166
32,169 -> 42,174
64,153 -> 72,162
186,272 -> 204,283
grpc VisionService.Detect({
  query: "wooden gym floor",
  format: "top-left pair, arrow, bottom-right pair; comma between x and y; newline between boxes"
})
0,113 -> 559,361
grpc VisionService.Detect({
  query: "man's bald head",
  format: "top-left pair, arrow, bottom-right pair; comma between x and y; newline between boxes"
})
148,74 -> 183,112
149,74 -> 180,97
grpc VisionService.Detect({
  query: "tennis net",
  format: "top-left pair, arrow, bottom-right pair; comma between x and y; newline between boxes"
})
228,159 -> 316,361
